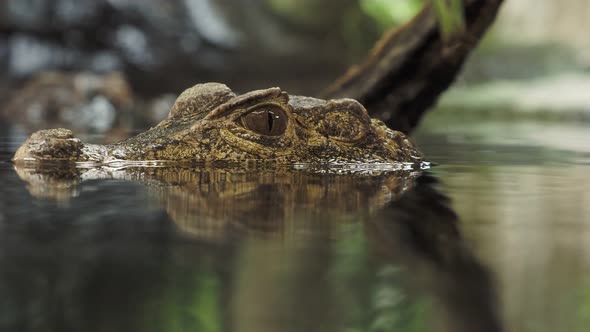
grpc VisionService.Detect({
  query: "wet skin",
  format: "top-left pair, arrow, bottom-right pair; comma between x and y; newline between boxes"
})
13,83 -> 423,165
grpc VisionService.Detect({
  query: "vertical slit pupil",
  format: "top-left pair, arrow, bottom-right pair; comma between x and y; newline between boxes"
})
267,111 -> 274,133
241,107 -> 287,136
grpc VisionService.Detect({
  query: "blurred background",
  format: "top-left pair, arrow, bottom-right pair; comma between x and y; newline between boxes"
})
1,0 -> 589,134
0,0 -> 389,134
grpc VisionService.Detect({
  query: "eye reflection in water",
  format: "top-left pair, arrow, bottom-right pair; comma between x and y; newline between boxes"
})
0,164 -> 503,332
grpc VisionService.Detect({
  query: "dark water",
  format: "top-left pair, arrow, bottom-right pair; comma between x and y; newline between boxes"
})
0,116 -> 589,332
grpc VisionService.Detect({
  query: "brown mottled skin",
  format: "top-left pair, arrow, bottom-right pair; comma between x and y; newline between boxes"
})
13,83 -> 422,164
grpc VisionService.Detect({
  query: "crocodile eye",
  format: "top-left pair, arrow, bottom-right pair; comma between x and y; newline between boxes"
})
240,106 -> 288,136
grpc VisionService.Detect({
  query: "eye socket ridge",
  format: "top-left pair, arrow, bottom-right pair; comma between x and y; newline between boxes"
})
239,104 -> 288,136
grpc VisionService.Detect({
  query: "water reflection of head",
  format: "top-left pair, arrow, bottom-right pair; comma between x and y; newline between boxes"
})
5,166 -> 504,332
13,164 -> 421,238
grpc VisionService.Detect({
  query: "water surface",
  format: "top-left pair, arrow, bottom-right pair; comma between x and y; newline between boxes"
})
415,115 -> 590,332
0,115 -> 589,332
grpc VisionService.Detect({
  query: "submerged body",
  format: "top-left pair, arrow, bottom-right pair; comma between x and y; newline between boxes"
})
13,83 -> 422,165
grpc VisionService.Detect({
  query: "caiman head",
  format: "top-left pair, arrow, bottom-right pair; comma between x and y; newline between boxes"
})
13,83 -> 423,164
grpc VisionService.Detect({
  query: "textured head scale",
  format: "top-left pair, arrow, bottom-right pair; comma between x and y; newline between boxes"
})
168,83 -> 236,120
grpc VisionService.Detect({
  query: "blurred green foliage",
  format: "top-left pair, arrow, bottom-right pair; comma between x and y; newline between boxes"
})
143,268 -> 222,332
575,285 -> 590,332
263,0 -> 466,63
131,225 -> 433,332
330,225 -> 433,332
361,0 -> 465,37
360,0 -> 423,30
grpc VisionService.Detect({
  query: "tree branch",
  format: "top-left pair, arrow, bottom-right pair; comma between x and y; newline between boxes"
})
321,0 -> 504,134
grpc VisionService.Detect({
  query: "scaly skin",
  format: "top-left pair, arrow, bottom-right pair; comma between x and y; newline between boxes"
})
13,83 -> 423,165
